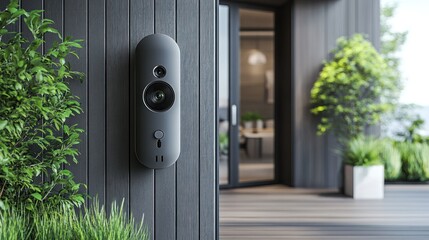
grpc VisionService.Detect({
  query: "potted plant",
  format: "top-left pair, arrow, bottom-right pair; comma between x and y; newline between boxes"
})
343,136 -> 384,199
241,112 -> 262,130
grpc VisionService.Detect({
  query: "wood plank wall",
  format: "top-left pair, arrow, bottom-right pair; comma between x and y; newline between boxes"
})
277,0 -> 381,188
0,1 -> 217,239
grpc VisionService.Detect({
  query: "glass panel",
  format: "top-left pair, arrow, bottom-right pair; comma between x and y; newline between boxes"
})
219,5 -> 229,185
238,9 -> 275,183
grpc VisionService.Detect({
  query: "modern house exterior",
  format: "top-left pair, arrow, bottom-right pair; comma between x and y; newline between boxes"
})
221,0 -> 380,189
0,0 -> 380,239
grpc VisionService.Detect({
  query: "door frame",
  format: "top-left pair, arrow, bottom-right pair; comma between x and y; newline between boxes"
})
219,1 -> 279,189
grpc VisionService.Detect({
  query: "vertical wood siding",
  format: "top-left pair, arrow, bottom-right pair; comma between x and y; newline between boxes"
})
153,1 -> 176,239
129,0 -> 155,235
277,0 -> 381,188
0,0 -> 216,239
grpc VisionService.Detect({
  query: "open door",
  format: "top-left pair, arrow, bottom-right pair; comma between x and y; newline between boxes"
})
219,4 -> 276,188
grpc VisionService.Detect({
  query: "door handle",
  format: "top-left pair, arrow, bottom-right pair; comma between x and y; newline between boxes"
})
231,104 -> 237,126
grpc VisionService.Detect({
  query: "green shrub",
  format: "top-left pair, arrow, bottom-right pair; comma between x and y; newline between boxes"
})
311,34 -> 397,142
396,142 -> 429,181
0,200 -> 149,240
344,136 -> 429,181
377,139 -> 401,180
0,0 -> 84,210
343,136 -> 382,166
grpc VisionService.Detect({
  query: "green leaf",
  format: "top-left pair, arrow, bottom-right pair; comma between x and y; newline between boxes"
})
36,71 -> 43,81
0,120 -> 8,130
17,60 -> 24,67
14,82 -> 22,90
31,193 -> 43,201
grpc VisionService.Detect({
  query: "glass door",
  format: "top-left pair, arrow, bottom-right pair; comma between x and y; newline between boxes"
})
219,4 -> 276,188
218,5 -> 230,185
238,8 -> 275,184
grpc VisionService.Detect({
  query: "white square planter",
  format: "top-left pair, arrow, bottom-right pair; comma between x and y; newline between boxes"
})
344,164 -> 384,199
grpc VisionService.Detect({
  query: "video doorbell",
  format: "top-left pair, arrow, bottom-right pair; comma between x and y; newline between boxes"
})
135,34 -> 180,169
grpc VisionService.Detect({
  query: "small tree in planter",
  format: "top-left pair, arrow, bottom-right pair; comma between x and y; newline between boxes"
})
310,34 -> 397,143
0,0 -> 84,210
311,34 -> 399,198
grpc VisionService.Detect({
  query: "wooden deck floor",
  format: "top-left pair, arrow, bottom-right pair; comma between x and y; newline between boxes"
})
220,185 -> 429,240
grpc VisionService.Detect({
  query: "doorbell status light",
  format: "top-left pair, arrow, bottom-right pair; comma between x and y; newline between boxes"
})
135,34 -> 180,169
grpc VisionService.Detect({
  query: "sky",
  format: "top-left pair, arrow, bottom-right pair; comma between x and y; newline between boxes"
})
383,0 -> 429,107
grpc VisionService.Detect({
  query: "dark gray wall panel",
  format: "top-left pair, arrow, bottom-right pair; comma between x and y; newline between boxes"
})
64,0 -> 88,195
43,0 -> 64,194
284,0 -> 381,188
153,1 -> 176,239
325,0 -> 346,51
44,0 -> 63,49
2,0 -> 216,239
372,0 -> 381,50
176,0 -> 199,239
105,0 -> 129,209
21,0 -> 42,40
324,0 -> 345,188
130,0 -> 155,238
346,0 -> 356,35
356,0 -> 373,38
88,0 -> 106,206
293,0 -> 326,187
200,0 -> 217,239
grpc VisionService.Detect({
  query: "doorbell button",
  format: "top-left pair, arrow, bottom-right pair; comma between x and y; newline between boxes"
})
154,130 -> 164,139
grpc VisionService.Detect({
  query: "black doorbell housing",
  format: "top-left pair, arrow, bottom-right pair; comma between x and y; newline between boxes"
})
135,34 -> 180,169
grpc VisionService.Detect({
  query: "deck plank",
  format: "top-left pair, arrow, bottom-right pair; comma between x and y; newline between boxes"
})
220,185 -> 429,240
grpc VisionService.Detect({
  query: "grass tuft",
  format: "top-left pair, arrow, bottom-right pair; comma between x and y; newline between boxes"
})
0,199 -> 149,240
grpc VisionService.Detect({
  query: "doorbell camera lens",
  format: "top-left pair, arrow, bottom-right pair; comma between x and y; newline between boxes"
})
153,65 -> 166,78
152,90 -> 166,103
144,81 -> 175,112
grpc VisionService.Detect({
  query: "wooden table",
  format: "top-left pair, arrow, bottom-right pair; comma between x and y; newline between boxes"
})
241,128 -> 274,158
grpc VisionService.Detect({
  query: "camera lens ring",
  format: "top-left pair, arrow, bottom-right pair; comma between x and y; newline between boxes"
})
143,81 -> 175,112
153,65 -> 167,78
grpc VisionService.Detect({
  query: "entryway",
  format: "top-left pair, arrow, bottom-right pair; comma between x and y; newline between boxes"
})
218,2 -> 277,188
